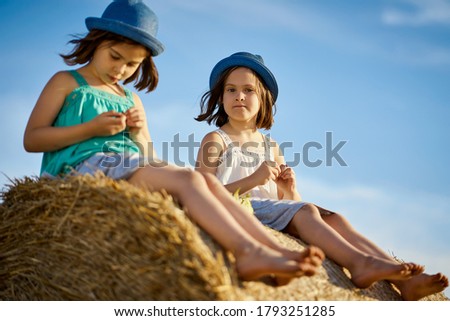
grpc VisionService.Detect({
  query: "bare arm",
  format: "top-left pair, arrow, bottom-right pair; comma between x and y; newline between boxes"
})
196,131 -> 224,174
24,71 -> 127,152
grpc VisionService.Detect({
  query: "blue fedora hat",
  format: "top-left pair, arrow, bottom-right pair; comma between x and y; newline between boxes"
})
209,52 -> 278,102
85,0 -> 164,56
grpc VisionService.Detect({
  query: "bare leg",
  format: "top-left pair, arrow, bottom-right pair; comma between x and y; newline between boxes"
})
321,211 -> 423,275
127,165 -> 305,280
284,204 -> 414,288
200,173 -> 325,265
201,173 -> 324,285
322,211 -> 449,300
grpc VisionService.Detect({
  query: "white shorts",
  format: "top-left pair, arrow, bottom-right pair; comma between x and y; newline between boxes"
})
62,152 -> 165,180
250,198 -> 307,231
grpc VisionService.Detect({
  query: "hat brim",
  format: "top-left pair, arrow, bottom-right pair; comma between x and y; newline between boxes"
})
209,55 -> 278,101
86,17 -> 164,57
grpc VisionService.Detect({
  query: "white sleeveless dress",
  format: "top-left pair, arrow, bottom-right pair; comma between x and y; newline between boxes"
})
215,129 -> 307,231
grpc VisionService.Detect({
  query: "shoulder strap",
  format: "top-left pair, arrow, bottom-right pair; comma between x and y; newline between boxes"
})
216,129 -> 234,146
262,133 -> 273,159
123,87 -> 135,103
68,70 -> 88,87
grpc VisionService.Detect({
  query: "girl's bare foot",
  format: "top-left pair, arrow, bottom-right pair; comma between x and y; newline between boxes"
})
277,245 -> 325,264
350,256 -> 415,288
397,273 -> 449,301
275,262 -> 318,286
405,262 -> 425,276
234,245 -> 306,281
275,246 -> 325,286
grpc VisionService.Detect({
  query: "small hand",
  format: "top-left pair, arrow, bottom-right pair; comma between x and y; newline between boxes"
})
91,111 -> 127,136
276,164 -> 297,193
124,107 -> 146,135
252,160 -> 281,186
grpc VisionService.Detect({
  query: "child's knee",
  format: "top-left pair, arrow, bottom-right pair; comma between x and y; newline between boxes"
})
199,172 -> 222,192
297,203 -> 321,217
199,172 -> 216,183
326,212 -> 351,227
178,169 -> 205,188
315,206 -> 346,224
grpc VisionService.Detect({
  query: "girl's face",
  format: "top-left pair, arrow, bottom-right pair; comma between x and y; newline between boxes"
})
222,67 -> 261,125
91,41 -> 148,85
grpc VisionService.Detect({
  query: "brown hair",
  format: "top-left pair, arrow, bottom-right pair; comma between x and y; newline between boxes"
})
195,67 -> 276,130
60,29 -> 159,92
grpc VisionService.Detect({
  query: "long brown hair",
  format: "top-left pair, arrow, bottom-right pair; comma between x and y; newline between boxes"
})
60,29 -> 159,92
195,67 -> 276,130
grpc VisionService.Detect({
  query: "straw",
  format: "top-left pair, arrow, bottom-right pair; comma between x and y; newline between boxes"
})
1,175 -> 447,301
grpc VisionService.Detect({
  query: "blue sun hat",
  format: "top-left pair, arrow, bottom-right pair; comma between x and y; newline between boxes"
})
85,0 -> 164,56
209,52 -> 278,102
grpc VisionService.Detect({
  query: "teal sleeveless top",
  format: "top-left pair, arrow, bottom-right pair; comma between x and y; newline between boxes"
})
41,70 -> 140,176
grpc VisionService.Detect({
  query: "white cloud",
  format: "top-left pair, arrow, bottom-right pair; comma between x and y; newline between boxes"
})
167,0 -> 450,67
161,0 -> 352,45
382,0 -> 450,26
389,44 -> 450,65
299,176 -> 450,242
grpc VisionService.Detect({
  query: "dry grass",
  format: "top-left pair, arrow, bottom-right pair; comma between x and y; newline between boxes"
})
0,175 -> 447,301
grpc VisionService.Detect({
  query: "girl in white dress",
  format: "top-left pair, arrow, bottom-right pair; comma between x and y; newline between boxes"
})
196,52 -> 448,299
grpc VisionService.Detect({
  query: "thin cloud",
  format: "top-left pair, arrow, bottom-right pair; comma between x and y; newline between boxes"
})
299,175 -> 450,297
388,44 -> 450,65
382,0 -> 450,26
299,175 -> 450,250
160,0 -> 350,43
164,0 -> 450,66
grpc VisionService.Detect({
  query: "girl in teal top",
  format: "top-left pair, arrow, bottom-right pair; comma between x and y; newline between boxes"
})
41,70 -> 140,177
23,0 -> 325,282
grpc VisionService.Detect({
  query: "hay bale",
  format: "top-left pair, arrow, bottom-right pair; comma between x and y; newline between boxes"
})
0,175 -> 448,301
0,175 -> 243,300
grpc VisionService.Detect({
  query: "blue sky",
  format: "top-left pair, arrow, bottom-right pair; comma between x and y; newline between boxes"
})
0,0 -> 449,298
